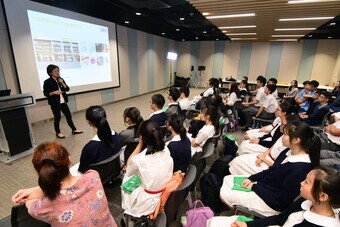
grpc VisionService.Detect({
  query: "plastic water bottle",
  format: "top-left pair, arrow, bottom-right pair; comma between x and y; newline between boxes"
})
181,216 -> 187,226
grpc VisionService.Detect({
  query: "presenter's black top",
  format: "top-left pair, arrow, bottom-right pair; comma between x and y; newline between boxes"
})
43,77 -> 69,106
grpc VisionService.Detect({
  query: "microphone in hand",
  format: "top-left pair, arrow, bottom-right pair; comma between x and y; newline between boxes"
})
57,77 -> 64,84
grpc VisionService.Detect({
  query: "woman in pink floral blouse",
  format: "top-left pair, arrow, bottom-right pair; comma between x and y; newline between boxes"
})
12,141 -> 117,226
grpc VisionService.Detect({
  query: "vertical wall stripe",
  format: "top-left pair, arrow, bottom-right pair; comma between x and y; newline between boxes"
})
68,95 -> 77,112
147,34 -> 154,91
0,62 -> 6,90
127,28 -> 138,96
190,41 -> 200,86
297,40 -> 318,83
237,42 -> 252,79
163,39 -> 169,87
174,41 -> 179,73
101,88 -> 114,104
212,41 -> 225,77
266,42 -> 283,79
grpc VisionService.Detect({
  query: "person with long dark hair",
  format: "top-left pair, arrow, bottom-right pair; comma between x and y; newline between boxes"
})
166,114 -> 191,172
121,120 -> 173,218
75,106 -> 121,174
11,142 -> 117,226
119,107 -> 144,146
222,82 -> 240,106
43,64 -> 82,138
220,121 -> 320,217
284,80 -> 299,99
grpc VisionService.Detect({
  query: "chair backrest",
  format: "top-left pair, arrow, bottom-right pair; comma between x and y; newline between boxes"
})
11,204 -> 50,227
88,148 -> 123,186
164,165 -> 196,225
124,139 -> 139,164
202,141 -> 215,159
189,157 -> 206,191
154,212 -> 166,227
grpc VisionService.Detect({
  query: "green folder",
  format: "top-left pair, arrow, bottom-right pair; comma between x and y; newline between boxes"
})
236,215 -> 253,222
231,176 -> 252,192
162,106 -> 168,112
121,175 -> 142,194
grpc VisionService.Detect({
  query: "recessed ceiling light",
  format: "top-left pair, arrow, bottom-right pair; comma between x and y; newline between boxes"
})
182,39 -> 185,41
202,12 -> 210,16
328,36 -> 332,39
219,25 -> 256,29
222,30 -> 227,33
308,35 -> 313,37
195,37 -> 198,39
270,39 -> 298,41
206,13 -> 255,19
231,38 -> 258,40
279,16 -> 334,21
227,33 -> 256,36
288,0 -> 340,3
330,22 -> 336,26
124,21 -> 129,24
135,12 -> 141,16
161,32 -> 165,35
176,28 -> 180,31
180,17 -> 185,21
216,38 -> 219,40
203,31 -> 207,33
271,35 -> 304,37
275,28 -> 315,31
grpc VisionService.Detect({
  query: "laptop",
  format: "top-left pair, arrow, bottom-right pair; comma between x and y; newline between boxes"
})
0,89 -> 11,97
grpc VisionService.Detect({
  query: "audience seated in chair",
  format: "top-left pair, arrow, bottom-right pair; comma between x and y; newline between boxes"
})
267,78 -> 278,99
237,103 -> 298,156
166,114 -> 191,173
283,80 -> 299,101
119,107 -> 143,146
70,105 -> 121,175
11,142 -> 117,226
239,79 -> 249,98
178,86 -> 191,111
300,91 -> 331,126
189,105 -> 219,156
220,121 -> 320,217
241,76 -> 267,129
165,87 -> 181,117
297,80 -> 319,112
222,82 -> 240,107
149,94 -> 167,126
121,120 -> 173,218
208,168 -> 340,227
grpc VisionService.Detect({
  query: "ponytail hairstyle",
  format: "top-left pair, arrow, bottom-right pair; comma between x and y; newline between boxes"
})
201,105 -> 220,134
312,168 -> 340,208
139,120 -> 165,155
284,121 -> 320,167
168,114 -> 187,140
229,82 -> 240,98
86,105 -> 114,149
32,142 -> 70,200
123,107 -> 144,137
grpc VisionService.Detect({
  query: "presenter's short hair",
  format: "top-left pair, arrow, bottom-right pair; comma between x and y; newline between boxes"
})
46,64 -> 59,76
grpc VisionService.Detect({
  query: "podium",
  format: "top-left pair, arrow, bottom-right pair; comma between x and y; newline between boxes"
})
0,93 -> 36,164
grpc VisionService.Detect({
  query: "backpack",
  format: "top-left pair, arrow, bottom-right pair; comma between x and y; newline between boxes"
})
208,155 -> 233,180
185,200 -> 214,227
200,173 -> 227,214
224,135 -> 238,157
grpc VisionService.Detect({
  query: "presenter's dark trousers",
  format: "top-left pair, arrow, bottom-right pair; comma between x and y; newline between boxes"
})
50,103 -> 76,134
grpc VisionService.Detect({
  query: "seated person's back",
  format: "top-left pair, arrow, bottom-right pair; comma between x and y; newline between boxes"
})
119,107 -> 144,146
166,115 -> 191,172
78,106 -> 122,173
149,94 -> 167,126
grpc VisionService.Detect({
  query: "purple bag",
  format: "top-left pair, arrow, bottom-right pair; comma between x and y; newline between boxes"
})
185,200 -> 214,227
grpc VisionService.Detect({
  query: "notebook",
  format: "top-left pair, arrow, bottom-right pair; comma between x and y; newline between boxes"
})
121,175 -> 142,194
231,176 -> 252,192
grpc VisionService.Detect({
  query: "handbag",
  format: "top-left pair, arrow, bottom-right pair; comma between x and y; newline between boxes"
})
185,200 -> 214,227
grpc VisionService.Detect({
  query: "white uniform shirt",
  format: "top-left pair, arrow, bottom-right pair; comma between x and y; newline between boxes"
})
226,92 -> 239,106
179,98 -> 191,110
262,94 -> 278,113
326,121 -> 340,145
203,87 -> 214,97
255,87 -> 266,106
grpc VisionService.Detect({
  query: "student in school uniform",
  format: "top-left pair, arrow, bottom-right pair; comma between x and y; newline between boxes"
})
149,94 -> 167,126
166,114 -> 191,172
222,82 -> 240,107
119,107 -> 144,146
208,168 -> 340,227
220,121 -> 320,217
178,86 -> 191,111
267,78 -> 278,99
165,87 -> 181,117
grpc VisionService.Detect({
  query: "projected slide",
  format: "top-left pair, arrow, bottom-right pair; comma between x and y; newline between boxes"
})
27,10 -> 112,89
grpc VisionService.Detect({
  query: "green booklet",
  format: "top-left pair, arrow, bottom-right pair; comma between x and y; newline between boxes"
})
162,106 -> 168,112
236,215 -> 253,222
231,176 -> 252,192
121,175 -> 142,194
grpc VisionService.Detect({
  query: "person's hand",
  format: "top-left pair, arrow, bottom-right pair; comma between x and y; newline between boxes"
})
325,124 -> 335,134
242,102 -> 248,106
255,157 -> 262,167
12,187 -> 37,204
249,138 -> 259,144
57,78 -> 64,83
231,221 -> 248,227
53,90 -> 62,95
241,179 -> 253,189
